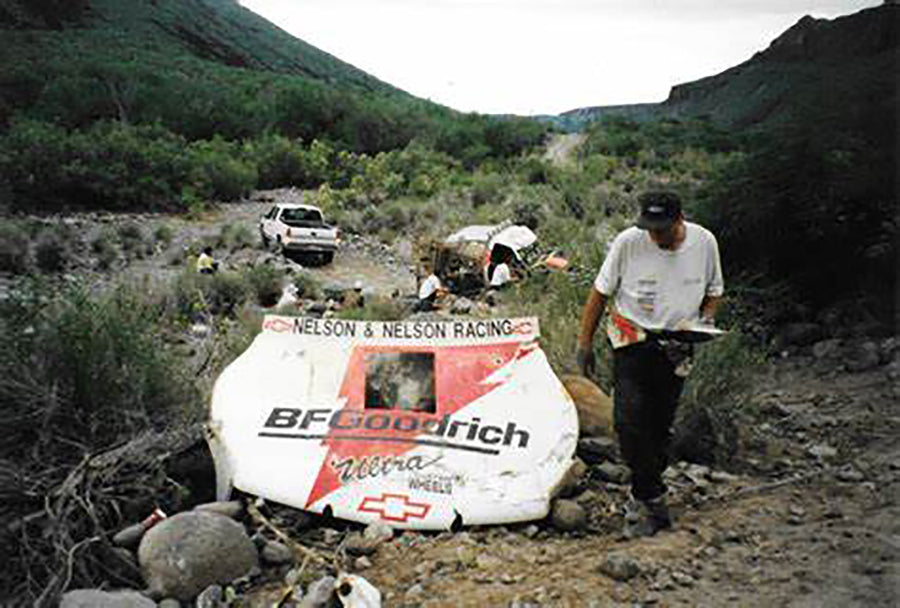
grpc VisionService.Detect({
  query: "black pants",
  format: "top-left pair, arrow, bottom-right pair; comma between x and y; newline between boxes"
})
613,340 -> 685,501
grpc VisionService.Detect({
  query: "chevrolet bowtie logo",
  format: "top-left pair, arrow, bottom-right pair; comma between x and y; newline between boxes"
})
358,493 -> 431,523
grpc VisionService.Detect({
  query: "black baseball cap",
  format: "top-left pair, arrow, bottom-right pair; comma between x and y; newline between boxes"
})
636,191 -> 682,231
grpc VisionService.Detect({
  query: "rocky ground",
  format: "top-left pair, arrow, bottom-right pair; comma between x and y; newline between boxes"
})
13,192 -> 897,607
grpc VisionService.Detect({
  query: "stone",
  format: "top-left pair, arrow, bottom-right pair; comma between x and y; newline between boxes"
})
807,444 -> 838,459
837,467 -> 865,482
190,324 -> 211,338
812,339 -> 842,360
522,524 -> 540,538
574,489 -> 599,505
60,590 -> 156,608
671,571 -> 695,587
576,437 -> 619,464
138,511 -> 259,601
354,556 -> 373,570
709,470 -> 739,484
598,553 -> 641,581
195,584 -> 222,608
323,529 -> 341,545
405,583 -> 425,598
113,522 -> 150,549
550,499 -> 588,532
193,500 -> 244,519
300,575 -> 336,608
559,375 -> 614,437
456,546 -> 478,568
845,341 -> 881,372
344,532 -> 380,556
158,600 -> 181,608
556,458 -> 588,497
450,297 -> 474,314
596,462 -> 631,485
261,540 -> 293,565
363,522 -> 394,543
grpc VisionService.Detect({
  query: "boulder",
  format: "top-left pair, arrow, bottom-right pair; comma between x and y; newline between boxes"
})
559,375 -> 614,437
138,511 -> 258,601
59,590 -> 156,608
550,499 -> 587,532
555,458 -> 588,498
193,500 -> 244,519
595,462 -> 631,485
576,436 -> 619,464
598,553 -> 641,581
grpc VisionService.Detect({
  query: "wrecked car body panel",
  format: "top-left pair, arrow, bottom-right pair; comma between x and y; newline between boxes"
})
208,316 -> 578,530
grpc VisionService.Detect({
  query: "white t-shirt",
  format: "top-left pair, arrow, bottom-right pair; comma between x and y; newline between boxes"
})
490,263 -> 511,287
418,274 -> 442,300
594,222 -> 724,331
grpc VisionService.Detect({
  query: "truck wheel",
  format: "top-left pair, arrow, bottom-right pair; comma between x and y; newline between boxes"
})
260,230 -> 270,249
322,251 -> 334,264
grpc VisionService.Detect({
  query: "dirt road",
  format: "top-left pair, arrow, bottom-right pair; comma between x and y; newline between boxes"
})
342,354 -> 899,607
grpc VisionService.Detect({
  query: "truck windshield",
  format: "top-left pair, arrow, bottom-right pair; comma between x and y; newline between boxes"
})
281,208 -> 325,227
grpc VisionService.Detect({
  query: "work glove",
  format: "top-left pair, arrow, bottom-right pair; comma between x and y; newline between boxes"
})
575,345 -> 596,378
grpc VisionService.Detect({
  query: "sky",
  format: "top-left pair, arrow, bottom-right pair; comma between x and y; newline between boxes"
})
238,1 -> 883,116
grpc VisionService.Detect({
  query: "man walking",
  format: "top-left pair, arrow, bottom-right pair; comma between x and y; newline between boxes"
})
576,191 -> 723,538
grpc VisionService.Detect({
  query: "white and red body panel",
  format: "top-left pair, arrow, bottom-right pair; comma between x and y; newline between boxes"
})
208,316 -> 578,530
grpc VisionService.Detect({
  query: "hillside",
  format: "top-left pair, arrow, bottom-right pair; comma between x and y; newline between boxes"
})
0,0 -> 398,94
662,3 -> 898,135
558,3 -> 899,135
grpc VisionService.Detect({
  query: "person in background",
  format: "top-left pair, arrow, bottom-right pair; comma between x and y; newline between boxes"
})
487,244 -> 515,288
415,261 -> 446,312
196,246 -> 217,274
576,190 -> 724,538
343,280 -> 365,309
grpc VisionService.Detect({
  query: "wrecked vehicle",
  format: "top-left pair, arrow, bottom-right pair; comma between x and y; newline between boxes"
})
422,221 -> 566,295
207,315 -> 578,530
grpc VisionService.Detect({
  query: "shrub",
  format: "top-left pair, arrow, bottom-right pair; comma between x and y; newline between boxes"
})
673,331 -> 762,465
34,232 -> 67,273
0,220 -> 30,273
154,223 -> 175,247
187,137 -> 258,201
292,272 -> 322,300
244,264 -> 284,307
336,295 -> 405,321
0,280 -> 197,453
91,228 -> 119,270
118,222 -> 146,258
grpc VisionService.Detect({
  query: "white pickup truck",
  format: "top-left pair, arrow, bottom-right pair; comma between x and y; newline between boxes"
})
259,203 -> 339,264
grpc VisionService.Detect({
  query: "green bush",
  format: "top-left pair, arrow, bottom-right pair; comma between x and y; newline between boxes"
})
292,272 -> 322,300
187,137 -> 258,201
0,118 -> 192,211
0,280 -> 197,454
249,133 -> 306,188
154,223 -> 175,247
244,264 -> 284,307
674,331 -> 762,465
693,126 -> 896,320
